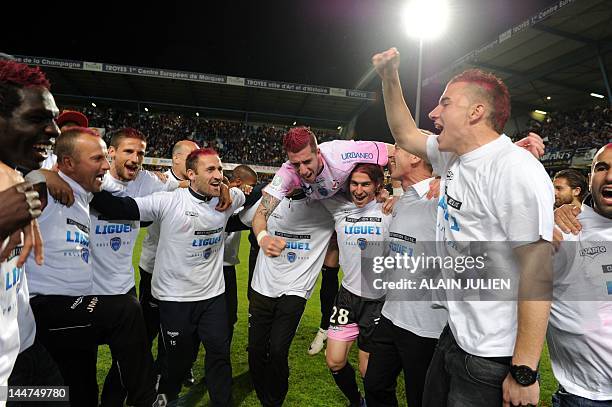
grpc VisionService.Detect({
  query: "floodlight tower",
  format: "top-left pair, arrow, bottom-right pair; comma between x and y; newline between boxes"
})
402,0 -> 449,126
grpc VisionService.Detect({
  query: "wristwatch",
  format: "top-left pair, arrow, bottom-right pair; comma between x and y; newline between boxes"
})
509,364 -> 538,386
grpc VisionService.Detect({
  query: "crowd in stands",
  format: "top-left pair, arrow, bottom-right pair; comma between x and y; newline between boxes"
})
68,106 -> 340,167
65,104 -> 611,168
514,105 -> 611,152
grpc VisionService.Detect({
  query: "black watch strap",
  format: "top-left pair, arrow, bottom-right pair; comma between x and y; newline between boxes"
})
510,364 -> 538,386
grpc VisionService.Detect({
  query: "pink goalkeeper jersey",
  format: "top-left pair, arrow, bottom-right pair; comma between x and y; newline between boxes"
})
264,140 -> 388,200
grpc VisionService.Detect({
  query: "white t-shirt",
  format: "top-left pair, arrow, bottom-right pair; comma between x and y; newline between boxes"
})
0,237 -> 22,388
90,171 -> 179,295
134,188 -> 245,302
547,205 -> 612,401
16,270 -> 35,353
381,178 -> 448,338
251,196 -> 334,299
40,153 -> 57,170
139,169 -> 180,274
27,172 -> 95,296
322,197 -> 391,299
426,134 -> 554,357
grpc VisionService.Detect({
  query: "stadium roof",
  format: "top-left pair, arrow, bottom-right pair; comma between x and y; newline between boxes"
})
13,55 -> 376,131
422,0 -> 612,116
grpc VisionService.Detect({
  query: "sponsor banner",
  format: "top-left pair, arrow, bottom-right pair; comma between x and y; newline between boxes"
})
14,55 -> 375,100
14,56 -> 82,70
142,157 -> 173,167
540,150 -> 573,168
571,147 -> 598,168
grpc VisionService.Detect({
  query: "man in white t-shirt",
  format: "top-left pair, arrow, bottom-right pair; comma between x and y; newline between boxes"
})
248,188 -> 334,407
137,139 -> 199,386
373,48 -> 554,406
0,60 -> 53,397
321,164 -> 391,407
26,127 -> 158,407
90,128 -> 182,406
548,144 -> 612,406
364,143 -> 447,407
93,148 -> 245,406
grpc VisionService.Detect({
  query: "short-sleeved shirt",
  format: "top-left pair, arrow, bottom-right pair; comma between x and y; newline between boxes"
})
548,205 -> 612,401
251,197 -> 334,299
134,188 -> 245,302
426,134 -> 554,357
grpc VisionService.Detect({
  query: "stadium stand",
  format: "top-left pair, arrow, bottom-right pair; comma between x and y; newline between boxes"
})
63,106 -> 341,167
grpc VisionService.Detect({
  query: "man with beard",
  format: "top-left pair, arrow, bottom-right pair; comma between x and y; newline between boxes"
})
92,148 -> 246,406
553,169 -> 587,209
90,128 -> 184,406
547,144 -> 612,406
138,139 -> 199,386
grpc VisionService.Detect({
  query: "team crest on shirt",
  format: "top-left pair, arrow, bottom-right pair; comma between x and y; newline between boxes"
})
81,248 -> 90,263
357,238 -> 367,251
318,187 -> 329,196
110,237 -> 122,252
287,252 -> 297,263
203,248 -> 212,260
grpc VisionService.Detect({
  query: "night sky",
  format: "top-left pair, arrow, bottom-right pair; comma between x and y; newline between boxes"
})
3,0 -> 558,139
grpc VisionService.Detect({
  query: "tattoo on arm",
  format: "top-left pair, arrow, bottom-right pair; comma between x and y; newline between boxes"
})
257,193 -> 281,221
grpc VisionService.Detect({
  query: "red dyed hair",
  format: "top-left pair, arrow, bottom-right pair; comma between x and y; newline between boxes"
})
283,126 -> 317,153
449,69 -> 510,133
0,60 -> 50,89
0,60 -> 51,118
108,127 -> 147,148
351,163 -> 384,190
186,147 -> 219,172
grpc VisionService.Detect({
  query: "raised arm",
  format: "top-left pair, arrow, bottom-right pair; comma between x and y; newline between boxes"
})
252,191 -> 286,257
372,47 -> 428,159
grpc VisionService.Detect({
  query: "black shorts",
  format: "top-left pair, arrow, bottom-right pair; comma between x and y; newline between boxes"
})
328,285 -> 383,352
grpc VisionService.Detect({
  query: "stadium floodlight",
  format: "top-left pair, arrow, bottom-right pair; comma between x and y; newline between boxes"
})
91,102 -> 97,107
535,110 -> 547,115
402,0 -> 450,126
292,121 -> 297,125
196,112 -> 200,117
590,92 -> 605,99
337,126 -> 342,131
546,96 -> 551,100
402,0 -> 450,40
144,107 -> 149,112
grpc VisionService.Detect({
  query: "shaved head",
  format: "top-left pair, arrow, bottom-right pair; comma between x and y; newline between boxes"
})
172,140 -> 199,157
